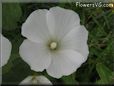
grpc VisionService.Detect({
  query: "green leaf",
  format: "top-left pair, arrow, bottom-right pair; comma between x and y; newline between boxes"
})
2,62 -> 13,74
109,72 -> 114,83
96,63 -> 112,84
61,73 -> 78,85
2,3 -> 22,31
96,72 -> 114,84
2,58 -> 31,84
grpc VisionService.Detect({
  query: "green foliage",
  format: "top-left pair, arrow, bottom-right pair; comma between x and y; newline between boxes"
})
61,73 -> 78,85
2,3 -> 22,31
96,63 -> 113,84
2,3 -> 114,85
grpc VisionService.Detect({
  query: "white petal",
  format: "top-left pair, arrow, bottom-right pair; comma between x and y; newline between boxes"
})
46,50 -> 85,78
1,34 -> 12,67
20,76 -> 33,84
20,75 -> 52,85
19,39 -> 51,71
22,9 -> 50,43
48,6 -> 80,39
46,10 -> 55,36
36,75 -> 52,85
61,25 -> 89,58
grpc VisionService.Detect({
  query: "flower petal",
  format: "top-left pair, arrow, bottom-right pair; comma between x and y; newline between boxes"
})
61,25 -> 89,58
46,50 -> 85,78
1,34 -> 12,67
36,75 -> 52,85
20,75 -> 52,85
22,9 -> 50,43
47,6 -> 80,39
20,76 -> 32,84
19,39 -> 51,71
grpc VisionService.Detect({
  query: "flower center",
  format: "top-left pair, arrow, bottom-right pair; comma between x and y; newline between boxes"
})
49,42 -> 57,50
31,76 -> 39,84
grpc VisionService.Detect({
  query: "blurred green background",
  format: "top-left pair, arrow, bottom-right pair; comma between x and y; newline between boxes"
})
2,2 -> 114,85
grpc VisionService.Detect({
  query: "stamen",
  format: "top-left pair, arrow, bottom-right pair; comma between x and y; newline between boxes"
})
50,42 -> 57,50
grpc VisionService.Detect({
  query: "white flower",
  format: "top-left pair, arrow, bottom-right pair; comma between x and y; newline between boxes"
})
0,33 -> 12,67
20,75 -> 52,85
19,7 -> 89,78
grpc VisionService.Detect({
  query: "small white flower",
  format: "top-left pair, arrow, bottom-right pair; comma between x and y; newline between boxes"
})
20,75 -> 52,85
19,7 -> 89,78
0,33 -> 12,67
